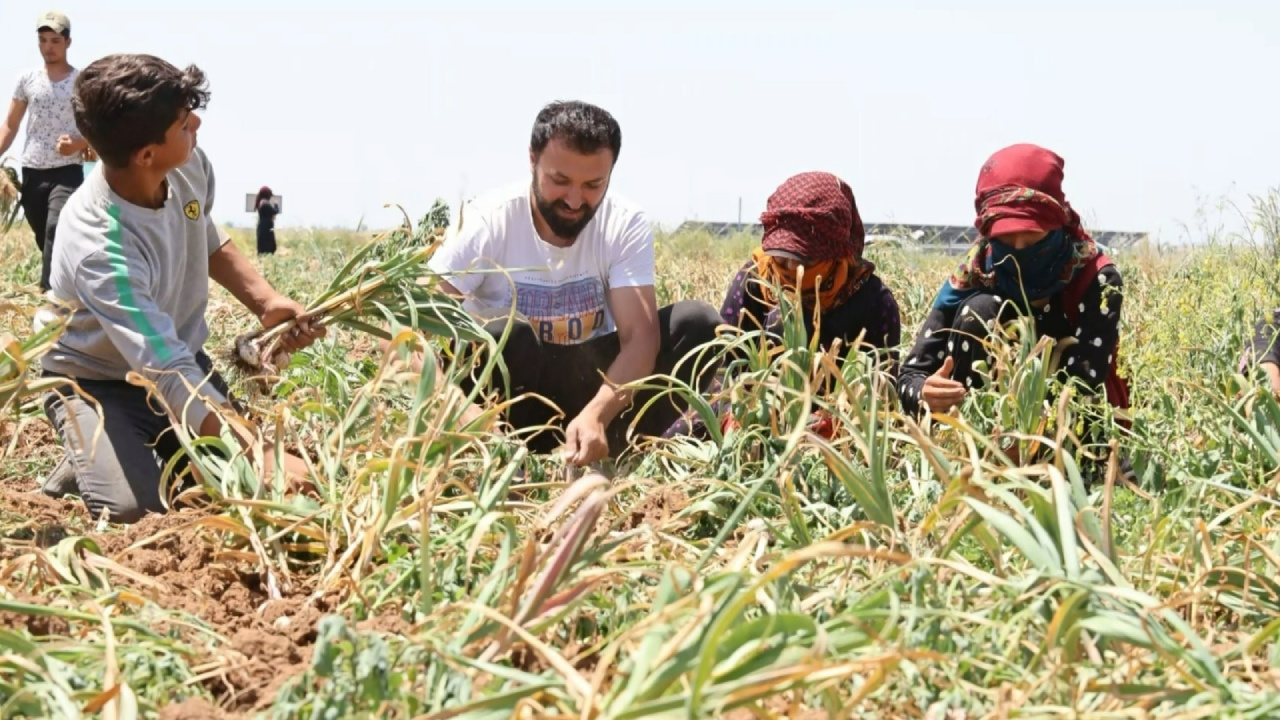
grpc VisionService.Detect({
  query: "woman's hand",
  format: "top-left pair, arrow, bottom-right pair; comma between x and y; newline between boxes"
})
921,356 -> 967,413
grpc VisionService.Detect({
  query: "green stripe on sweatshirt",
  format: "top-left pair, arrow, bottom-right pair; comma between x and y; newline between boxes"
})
105,204 -> 172,363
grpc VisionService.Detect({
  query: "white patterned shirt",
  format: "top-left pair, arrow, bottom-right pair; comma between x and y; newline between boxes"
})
12,67 -> 81,169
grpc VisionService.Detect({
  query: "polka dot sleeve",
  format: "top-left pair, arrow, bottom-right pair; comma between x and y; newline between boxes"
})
719,260 -> 771,332
1058,265 -> 1123,394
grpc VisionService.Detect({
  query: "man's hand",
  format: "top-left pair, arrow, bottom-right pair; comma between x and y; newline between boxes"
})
259,294 -> 325,354
209,241 -> 326,355
563,411 -> 609,467
921,355 -> 967,413
558,285 -> 660,464
56,134 -> 85,157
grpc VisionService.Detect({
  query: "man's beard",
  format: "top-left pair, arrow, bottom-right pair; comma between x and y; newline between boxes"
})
532,180 -> 599,241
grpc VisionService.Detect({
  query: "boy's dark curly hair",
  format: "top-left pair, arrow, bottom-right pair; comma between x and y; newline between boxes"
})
73,54 -> 210,169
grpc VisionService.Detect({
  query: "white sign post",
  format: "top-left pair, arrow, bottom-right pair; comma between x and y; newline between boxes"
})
244,193 -> 283,213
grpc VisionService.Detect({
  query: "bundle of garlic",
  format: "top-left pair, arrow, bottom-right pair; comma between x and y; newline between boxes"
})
232,226 -> 488,374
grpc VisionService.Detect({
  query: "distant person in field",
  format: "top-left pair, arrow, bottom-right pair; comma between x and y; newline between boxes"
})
896,143 -> 1130,426
0,11 -> 90,292
664,171 -> 902,440
38,54 -> 323,523
1243,309 -> 1280,398
254,185 -> 278,255
423,100 -> 722,466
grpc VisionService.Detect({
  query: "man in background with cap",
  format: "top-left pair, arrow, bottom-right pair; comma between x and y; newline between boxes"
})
0,11 -> 91,292
3,11 -> 88,499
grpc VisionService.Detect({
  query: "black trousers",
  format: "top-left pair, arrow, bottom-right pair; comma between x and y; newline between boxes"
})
20,164 -> 84,291
461,300 -> 723,456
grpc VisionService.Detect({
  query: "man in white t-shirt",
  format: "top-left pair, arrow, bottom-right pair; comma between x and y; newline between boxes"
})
427,100 -> 722,466
0,11 -> 90,292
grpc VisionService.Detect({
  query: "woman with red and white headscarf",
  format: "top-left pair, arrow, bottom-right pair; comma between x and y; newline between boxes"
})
897,143 -> 1130,421
721,171 -> 901,356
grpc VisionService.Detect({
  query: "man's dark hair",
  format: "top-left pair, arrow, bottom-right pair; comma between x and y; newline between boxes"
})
72,54 -> 210,169
530,100 -> 622,164
37,26 -> 69,39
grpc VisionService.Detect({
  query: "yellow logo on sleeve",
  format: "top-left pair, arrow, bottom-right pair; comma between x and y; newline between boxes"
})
183,200 -> 200,220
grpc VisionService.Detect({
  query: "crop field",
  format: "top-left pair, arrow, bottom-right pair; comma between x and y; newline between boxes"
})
2,194 -> 1280,719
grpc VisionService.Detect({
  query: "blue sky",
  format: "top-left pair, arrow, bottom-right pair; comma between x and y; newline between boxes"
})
2,0 -> 1277,242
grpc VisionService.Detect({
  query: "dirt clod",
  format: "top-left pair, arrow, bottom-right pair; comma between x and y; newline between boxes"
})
621,485 -> 689,531
158,697 -> 234,720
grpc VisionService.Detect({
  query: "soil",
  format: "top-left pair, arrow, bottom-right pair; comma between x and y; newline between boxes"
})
2,413 -> 61,461
0,482 -> 340,715
0,590 -> 71,636
0,459 -> 434,717
101,512 -> 418,713
96,511 -> 340,712
0,476 -> 86,546
102,511 -> 276,627
619,484 -> 689,532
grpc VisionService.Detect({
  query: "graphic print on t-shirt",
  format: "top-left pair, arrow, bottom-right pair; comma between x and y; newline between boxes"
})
515,277 -> 609,345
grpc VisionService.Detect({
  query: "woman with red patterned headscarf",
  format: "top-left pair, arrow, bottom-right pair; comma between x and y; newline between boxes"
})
897,144 -> 1130,427
664,171 -> 902,441
721,171 -> 901,357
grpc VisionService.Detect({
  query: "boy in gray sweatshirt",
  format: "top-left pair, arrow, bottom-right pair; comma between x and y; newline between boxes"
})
39,53 -> 323,523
